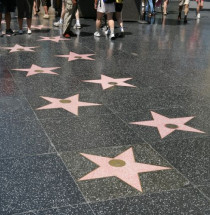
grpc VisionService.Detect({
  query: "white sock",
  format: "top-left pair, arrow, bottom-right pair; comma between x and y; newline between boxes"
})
120,27 -> 124,32
60,18 -> 63,23
110,28 -> 114,35
76,19 -> 80,25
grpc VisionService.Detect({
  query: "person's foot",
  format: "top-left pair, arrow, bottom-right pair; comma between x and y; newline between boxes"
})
18,30 -> 23,34
94,31 -> 101,37
27,29 -> 32,34
73,23 -> 81,29
110,33 -> 115,40
53,20 -> 63,27
0,29 -> 3,37
197,13 -> 200,19
6,28 -> 14,35
43,14 -> 50,19
184,15 -> 187,23
63,33 -> 71,38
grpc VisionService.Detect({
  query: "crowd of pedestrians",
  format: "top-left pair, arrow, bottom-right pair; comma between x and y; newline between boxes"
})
0,0 -> 206,39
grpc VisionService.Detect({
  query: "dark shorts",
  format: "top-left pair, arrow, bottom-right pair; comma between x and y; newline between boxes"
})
41,0 -> 51,7
16,0 -> 33,18
115,3 -> 123,12
0,0 -> 16,13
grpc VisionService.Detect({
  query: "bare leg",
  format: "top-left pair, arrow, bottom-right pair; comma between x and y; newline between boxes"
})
163,0 -> 168,14
96,12 -> 103,31
75,9 -> 81,27
18,18 -> 23,30
107,12 -> 115,38
37,0 -> 40,10
27,18 -> 32,30
107,13 -> 114,29
43,6 -> 48,14
33,1 -> 37,14
75,9 -> 79,20
184,4 -> 189,16
61,1 -> 66,19
178,5 -> 183,20
116,12 -> 123,28
5,12 -> 11,30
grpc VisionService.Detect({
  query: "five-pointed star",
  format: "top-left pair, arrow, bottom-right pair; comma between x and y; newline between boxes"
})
130,111 -> 205,138
31,25 -> 49,30
79,147 -> 170,192
12,64 -> 60,77
2,44 -> 38,53
38,36 -> 69,43
37,94 -> 101,115
83,75 -> 136,90
56,51 -> 95,62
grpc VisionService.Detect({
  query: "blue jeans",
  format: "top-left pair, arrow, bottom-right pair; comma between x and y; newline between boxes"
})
146,0 -> 154,13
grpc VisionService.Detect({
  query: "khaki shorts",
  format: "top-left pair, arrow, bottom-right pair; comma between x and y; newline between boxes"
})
179,0 -> 190,6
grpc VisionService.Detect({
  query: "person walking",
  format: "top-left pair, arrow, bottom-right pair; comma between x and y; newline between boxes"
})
94,0 -> 115,39
62,0 -> 78,38
16,0 -> 34,34
178,0 -> 190,23
196,0 -> 204,18
33,0 -> 40,16
41,0 -> 51,19
115,0 -> 124,36
0,0 -> 16,36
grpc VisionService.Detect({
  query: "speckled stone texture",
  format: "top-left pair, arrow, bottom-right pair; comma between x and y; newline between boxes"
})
1,1 -> 210,214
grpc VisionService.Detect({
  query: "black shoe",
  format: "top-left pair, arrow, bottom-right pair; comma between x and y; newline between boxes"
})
184,15 -> 187,24
178,13 -> 181,21
6,28 -> 14,35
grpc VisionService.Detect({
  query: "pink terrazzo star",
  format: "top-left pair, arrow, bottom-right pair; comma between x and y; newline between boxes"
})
38,36 -> 69,43
31,25 -> 49,30
130,111 -> 205,138
12,64 -> 60,77
37,94 -> 101,115
2,44 -> 38,53
83,75 -> 136,90
56,51 -> 95,62
79,147 -> 170,192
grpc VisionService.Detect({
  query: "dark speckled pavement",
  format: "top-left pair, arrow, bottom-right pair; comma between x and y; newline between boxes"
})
1,2 -> 210,215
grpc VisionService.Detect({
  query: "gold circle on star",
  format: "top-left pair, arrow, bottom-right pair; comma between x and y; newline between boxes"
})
75,56 -> 82,59
60,99 -> 71,103
17,48 -> 24,51
165,124 -> 179,129
108,82 -> 118,86
35,70 -> 44,73
109,159 -> 126,167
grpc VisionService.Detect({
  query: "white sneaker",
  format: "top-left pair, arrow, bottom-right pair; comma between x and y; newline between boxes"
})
197,13 -> 200,19
73,23 -> 81,29
43,14 -> 50,19
53,21 -> 63,27
18,30 -> 23,34
110,33 -> 115,40
27,29 -> 32,34
94,31 -> 101,37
